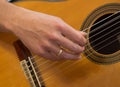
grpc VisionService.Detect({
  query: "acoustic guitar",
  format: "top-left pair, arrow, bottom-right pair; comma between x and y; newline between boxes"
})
0,0 -> 120,87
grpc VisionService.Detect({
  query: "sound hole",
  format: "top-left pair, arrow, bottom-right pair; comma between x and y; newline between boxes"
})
89,13 -> 120,54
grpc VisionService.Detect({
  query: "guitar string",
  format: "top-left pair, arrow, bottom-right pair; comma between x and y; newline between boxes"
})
26,19 -> 120,87
38,38 -> 118,84
25,15 -> 119,85
28,22 -> 120,76
23,11 -> 119,77
32,23 -> 120,75
21,10 -> 119,80
41,31 -> 119,81
9,0 -> 120,84
30,10 -> 120,61
29,11 -> 120,69
34,28 -> 120,77
29,28 -> 120,83
31,17 -> 120,68
13,0 -> 120,60
29,11 -> 119,69
25,12 -> 120,76
82,11 -> 120,32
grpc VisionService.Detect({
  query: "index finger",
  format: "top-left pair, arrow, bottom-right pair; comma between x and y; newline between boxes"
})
59,23 -> 87,46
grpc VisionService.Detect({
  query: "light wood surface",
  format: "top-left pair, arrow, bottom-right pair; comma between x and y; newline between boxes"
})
0,0 -> 120,87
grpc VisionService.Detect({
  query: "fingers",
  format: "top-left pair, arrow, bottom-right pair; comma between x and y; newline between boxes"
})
50,44 -> 82,60
55,35 -> 85,54
32,18 -> 87,60
81,31 -> 87,37
38,25 -> 87,60
59,50 -> 81,60
59,24 -> 87,46
39,43 -> 82,60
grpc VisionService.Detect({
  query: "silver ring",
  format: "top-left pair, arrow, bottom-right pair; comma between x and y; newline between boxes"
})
57,49 -> 63,56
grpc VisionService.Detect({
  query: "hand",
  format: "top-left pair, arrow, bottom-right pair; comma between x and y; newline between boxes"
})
6,6 -> 87,60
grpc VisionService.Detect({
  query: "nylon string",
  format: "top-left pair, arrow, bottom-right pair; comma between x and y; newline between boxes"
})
23,11 -> 120,83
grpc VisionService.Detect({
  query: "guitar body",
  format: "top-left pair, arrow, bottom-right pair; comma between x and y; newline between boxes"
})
0,0 -> 120,87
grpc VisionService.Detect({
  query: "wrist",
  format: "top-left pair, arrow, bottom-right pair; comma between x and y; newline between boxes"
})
0,1 -> 25,33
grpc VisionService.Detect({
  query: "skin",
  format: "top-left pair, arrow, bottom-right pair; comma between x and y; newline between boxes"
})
0,0 -> 87,60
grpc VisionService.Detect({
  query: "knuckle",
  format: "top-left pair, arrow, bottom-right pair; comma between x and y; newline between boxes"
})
49,33 -> 60,41
30,45 -> 43,55
34,48 -> 45,57
70,45 -> 81,54
54,18 -> 66,31
75,38 -> 81,44
39,41 -> 51,50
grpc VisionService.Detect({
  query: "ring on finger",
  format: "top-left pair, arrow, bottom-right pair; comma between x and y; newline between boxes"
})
57,49 -> 63,56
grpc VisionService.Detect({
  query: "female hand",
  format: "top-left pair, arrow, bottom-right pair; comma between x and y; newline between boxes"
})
2,2 -> 87,60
